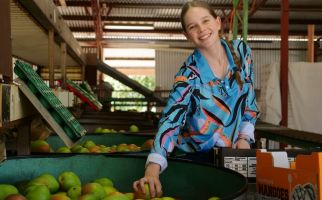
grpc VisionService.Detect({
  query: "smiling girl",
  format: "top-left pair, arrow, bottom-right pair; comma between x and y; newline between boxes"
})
133,1 -> 260,198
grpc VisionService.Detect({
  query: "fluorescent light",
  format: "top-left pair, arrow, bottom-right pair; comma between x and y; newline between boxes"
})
104,25 -> 154,30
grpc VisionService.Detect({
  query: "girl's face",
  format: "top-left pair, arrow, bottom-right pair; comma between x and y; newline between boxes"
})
183,7 -> 221,49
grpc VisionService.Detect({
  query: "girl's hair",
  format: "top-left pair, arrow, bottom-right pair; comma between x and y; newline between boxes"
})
180,1 -> 217,32
180,0 -> 243,89
227,41 -> 244,89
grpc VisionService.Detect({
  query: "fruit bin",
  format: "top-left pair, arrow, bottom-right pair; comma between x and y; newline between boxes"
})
77,111 -> 159,132
0,154 -> 248,200
47,134 -> 154,151
79,119 -> 156,133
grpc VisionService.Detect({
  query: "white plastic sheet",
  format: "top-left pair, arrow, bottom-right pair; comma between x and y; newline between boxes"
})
261,62 -> 322,134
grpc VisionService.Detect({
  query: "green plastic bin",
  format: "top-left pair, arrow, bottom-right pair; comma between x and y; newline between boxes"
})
47,134 -> 154,151
0,155 -> 247,200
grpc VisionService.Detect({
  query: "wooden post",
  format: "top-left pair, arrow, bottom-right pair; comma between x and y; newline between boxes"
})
0,0 -> 12,83
280,0 -> 289,127
307,24 -> 315,63
60,42 -> 67,88
82,64 -> 85,82
16,123 -> 31,155
48,29 -> 55,88
0,134 -> 6,162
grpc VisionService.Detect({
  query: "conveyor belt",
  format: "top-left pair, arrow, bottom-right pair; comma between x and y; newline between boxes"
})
255,121 -> 322,148
97,60 -> 166,106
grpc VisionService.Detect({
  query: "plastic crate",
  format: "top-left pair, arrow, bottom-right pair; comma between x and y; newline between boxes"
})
65,79 -> 102,111
80,81 -> 95,96
14,60 -> 86,144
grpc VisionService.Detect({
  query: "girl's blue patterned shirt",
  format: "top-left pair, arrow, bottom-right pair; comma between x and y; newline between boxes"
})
148,39 -> 260,171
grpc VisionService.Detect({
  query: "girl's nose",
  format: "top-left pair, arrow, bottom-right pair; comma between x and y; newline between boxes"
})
197,24 -> 205,32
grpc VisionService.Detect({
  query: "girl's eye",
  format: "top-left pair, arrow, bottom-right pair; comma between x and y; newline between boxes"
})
188,25 -> 195,30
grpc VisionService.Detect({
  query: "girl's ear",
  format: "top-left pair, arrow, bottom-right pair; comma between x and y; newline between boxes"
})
216,16 -> 222,30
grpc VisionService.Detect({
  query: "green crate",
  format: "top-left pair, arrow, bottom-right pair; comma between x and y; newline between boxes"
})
14,60 -> 86,141
66,79 -> 102,110
80,81 -> 95,96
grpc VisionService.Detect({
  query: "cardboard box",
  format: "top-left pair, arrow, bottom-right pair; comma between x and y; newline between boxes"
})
0,84 -> 11,126
256,150 -> 321,200
215,148 -> 315,183
0,84 -> 35,126
10,84 -> 35,121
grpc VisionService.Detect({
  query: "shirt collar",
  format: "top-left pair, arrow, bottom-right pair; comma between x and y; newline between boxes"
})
193,39 -> 235,84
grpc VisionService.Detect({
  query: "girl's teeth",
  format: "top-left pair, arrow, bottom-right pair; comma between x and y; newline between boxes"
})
200,34 -> 210,40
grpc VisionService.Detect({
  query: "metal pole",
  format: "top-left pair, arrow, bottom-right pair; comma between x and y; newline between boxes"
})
232,0 -> 239,40
242,0 -> 249,42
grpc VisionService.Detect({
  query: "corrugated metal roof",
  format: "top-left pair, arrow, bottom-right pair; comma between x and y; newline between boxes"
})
53,0 -> 322,49
154,22 -> 181,29
11,1 -> 78,66
65,20 -> 94,28
57,6 -> 88,16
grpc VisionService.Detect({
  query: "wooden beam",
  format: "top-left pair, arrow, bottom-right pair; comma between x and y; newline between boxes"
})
16,123 -> 31,155
104,57 -> 155,61
48,29 -> 55,88
115,68 -> 155,76
307,24 -> 315,63
280,0 -> 289,127
0,0 -> 12,83
81,64 -> 85,82
84,65 -> 97,85
91,0 -> 103,60
97,60 -> 166,105
60,42 -> 67,88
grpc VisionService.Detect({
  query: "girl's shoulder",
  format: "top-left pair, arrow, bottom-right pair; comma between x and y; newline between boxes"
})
175,52 -> 201,82
230,39 -> 251,56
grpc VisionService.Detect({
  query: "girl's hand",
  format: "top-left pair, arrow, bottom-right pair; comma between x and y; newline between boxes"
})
236,138 -> 251,149
133,162 -> 163,198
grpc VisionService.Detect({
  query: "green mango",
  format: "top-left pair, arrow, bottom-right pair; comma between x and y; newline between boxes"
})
25,185 -> 50,200
0,184 -> 19,200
